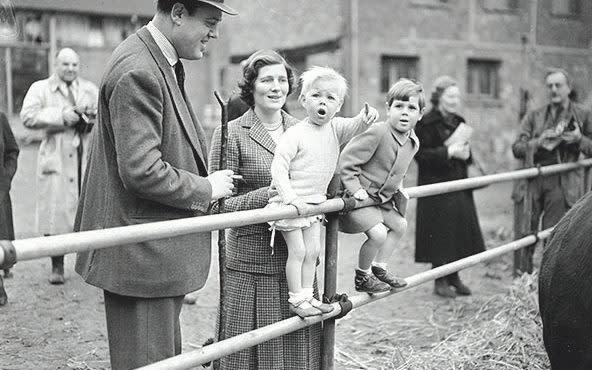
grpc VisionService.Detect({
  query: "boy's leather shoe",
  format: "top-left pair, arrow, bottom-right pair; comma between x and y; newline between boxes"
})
355,270 -> 391,293
371,266 -> 407,289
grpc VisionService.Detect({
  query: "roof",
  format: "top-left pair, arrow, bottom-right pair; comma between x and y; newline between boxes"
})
14,0 -> 155,17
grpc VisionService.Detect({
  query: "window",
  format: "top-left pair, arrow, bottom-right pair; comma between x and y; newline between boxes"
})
380,56 -> 419,93
551,0 -> 580,17
482,0 -> 520,12
467,59 -> 500,99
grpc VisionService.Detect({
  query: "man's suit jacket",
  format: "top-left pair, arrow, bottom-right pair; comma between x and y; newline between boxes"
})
75,27 -> 213,298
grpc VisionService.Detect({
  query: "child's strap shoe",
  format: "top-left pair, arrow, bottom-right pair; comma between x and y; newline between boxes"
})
355,270 -> 391,293
289,300 -> 323,318
309,297 -> 334,313
371,265 -> 407,289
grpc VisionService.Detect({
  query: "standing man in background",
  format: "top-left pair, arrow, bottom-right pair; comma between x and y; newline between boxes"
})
512,68 -> 592,274
20,47 -> 98,285
74,1 -> 237,368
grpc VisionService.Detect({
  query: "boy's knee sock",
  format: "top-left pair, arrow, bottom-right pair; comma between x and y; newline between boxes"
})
356,267 -> 371,275
372,262 -> 388,270
303,287 -> 314,300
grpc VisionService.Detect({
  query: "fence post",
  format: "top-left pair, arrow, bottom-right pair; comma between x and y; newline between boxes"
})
321,176 -> 340,369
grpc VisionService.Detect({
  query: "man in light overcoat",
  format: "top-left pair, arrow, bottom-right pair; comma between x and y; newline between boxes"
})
21,47 -> 98,284
74,1 -> 237,368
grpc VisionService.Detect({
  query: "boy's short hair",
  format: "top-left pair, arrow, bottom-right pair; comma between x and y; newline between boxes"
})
299,66 -> 348,101
386,78 -> 426,110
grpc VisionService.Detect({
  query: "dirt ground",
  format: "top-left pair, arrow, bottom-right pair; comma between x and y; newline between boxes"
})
0,144 -> 519,370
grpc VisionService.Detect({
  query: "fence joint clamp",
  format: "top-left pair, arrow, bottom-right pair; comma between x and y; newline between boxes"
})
325,293 -> 353,319
0,240 -> 16,269
339,196 -> 357,215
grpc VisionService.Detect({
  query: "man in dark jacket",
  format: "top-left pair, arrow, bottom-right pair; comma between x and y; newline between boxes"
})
74,1 -> 237,368
512,68 -> 592,274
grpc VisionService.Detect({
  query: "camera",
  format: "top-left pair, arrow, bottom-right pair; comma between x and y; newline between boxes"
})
555,118 -> 577,136
74,107 -> 96,134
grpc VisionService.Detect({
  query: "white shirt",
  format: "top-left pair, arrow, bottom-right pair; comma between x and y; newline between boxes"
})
146,21 -> 179,81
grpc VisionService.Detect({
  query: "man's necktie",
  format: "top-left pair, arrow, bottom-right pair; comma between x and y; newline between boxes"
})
66,83 -> 76,106
174,61 -> 186,97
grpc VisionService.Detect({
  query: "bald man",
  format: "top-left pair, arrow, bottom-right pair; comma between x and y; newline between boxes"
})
21,48 -> 99,284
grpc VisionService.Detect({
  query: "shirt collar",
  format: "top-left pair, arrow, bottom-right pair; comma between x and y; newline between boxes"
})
48,74 -> 78,94
146,21 -> 179,67
392,127 -> 418,146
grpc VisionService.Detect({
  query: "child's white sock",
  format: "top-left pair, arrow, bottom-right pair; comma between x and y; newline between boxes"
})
303,287 -> 314,300
356,267 -> 372,274
288,291 -> 307,306
372,262 -> 388,270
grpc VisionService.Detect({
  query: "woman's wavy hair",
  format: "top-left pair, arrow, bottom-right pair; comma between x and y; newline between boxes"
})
238,50 -> 296,108
429,75 -> 457,108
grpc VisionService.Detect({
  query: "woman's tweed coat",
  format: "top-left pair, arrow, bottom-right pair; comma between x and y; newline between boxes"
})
209,108 -> 321,370
414,108 -> 485,265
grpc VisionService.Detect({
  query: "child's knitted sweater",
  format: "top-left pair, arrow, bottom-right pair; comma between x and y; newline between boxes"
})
270,116 -> 366,205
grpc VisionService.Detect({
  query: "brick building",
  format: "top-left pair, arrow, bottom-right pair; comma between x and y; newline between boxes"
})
223,0 -> 592,170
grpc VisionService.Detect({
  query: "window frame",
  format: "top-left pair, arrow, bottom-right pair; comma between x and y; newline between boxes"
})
380,55 -> 420,94
466,58 -> 501,100
550,0 -> 581,18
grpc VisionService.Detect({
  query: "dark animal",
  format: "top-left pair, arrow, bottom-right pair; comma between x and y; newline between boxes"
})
539,191 -> 592,370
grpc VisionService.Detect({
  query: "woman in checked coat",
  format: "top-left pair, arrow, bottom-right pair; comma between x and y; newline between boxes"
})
208,50 -> 321,369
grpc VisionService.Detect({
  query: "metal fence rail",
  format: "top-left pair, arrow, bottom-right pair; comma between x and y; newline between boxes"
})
2,159 -> 591,266
136,228 -> 553,370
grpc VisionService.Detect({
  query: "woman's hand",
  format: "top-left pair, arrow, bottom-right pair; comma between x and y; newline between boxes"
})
353,188 -> 369,201
357,102 -> 380,125
448,142 -> 470,160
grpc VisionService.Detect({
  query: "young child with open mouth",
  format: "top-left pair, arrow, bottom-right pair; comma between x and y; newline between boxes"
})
267,66 -> 379,317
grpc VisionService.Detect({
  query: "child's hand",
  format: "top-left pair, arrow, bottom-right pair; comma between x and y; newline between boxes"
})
290,198 -> 313,216
353,189 -> 369,200
358,102 -> 379,125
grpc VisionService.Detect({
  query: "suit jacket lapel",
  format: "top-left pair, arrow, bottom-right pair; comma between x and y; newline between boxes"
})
137,27 -> 207,172
243,109 -> 277,154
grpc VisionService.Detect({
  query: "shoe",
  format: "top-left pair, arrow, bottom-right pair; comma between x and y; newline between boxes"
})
309,297 -> 334,314
434,278 -> 456,298
183,295 -> 197,305
49,266 -> 65,285
371,266 -> 407,289
355,270 -> 391,293
289,300 -> 322,318
447,274 -> 471,296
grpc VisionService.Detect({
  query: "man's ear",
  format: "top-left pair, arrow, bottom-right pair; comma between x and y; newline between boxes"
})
171,3 -> 185,25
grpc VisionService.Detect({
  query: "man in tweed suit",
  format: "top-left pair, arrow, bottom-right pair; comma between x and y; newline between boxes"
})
74,1 -> 237,368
